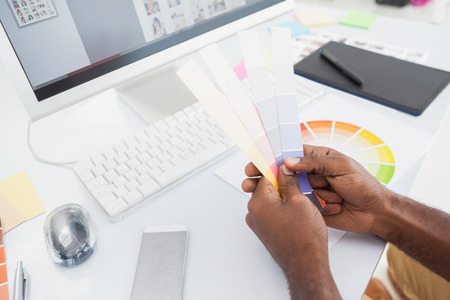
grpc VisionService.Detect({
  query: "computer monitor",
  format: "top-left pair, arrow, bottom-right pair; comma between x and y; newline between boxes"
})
0,0 -> 293,122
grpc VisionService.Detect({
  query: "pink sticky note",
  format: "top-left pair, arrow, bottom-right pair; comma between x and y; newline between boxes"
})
233,60 -> 248,81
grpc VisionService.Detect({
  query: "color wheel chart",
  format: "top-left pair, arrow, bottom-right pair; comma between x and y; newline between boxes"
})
301,120 -> 395,184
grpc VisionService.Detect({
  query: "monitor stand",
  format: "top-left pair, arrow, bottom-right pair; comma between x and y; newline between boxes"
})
115,63 -> 198,125
28,63 -> 198,164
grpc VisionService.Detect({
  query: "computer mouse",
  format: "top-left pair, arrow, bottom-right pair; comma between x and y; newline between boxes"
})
44,203 -> 96,267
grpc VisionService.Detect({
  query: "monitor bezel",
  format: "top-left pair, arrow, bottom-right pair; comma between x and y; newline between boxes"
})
0,0 -> 293,122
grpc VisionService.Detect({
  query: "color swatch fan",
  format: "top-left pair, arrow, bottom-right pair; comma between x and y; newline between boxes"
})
177,28 -> 324,210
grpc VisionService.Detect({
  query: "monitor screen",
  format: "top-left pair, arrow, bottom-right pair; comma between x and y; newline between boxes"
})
0,0 -> 291,120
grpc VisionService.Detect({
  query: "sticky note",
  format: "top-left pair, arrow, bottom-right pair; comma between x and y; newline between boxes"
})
339,10 -> 378,29
0,171 -> 45,232
295,11 -> 334,27
270,21 -> 310,37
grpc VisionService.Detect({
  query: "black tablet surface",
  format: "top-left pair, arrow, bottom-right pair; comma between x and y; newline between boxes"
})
294,41 -> 450,115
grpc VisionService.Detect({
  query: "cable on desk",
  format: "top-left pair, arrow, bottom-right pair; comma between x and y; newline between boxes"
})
27,120 -> 76,167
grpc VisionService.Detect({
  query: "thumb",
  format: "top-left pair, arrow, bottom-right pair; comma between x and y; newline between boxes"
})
278,164 -> 302,201
252,174 -> 278,199
285,155 -> 353,177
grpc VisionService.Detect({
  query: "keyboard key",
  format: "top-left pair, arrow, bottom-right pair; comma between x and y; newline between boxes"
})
97,193 -> 128,217
126,179 -> 140,191
156,143 -> 227,186
126,157 -> 140,169
92,185 -> 114,199
148,147 -> 162,157
137,173 -> 152,185
113,175 -> 127,188
91,154 -> 106,166
174,111 -> 187,121
138,180 -> 159,198
91,165 -> 106,177
97,192 -> 117,206
147,158 -> 160,169
123,190 -> 144,206
86,177 -> 107,191
149,167 -> 163,178
159,161 -> 173,172
79,170 -> 94,183
115,164 -> 129,175
114,153 -> 128,165
135,164 -> 150,175
114,186 -> 128,198
155,120 -> 168,131
124,169 -> 139,181
125,148 -> 139,158
104,170 -> 118,183
103,160 -> 117,171
73,159 -> 94,174
113,143 -> 127,154
183,106 -> 196,117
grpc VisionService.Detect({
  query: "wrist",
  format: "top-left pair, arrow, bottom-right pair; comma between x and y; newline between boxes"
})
370,191 -> 403,239
284,253 -> 341,299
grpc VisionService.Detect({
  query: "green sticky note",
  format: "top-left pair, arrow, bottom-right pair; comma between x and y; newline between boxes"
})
339,10 -> 378,29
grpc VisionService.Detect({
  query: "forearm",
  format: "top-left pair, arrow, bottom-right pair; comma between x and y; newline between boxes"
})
284,255 -> 341,299
372,192 -> 450,280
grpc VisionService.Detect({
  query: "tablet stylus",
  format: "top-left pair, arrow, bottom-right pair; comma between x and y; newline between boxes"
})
320,48 -> 364,86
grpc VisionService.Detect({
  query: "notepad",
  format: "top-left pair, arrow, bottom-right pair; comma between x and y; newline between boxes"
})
294,41 -> 450,115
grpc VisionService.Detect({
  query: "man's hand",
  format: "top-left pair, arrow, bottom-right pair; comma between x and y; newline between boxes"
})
244,144 -> 450,283
283,145 -> 393,234
243,164 -> 340,299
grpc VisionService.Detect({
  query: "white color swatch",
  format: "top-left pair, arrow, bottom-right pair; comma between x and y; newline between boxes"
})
177,59 -> 278,188
199,44 -> 278,179
238,30 -> 283,168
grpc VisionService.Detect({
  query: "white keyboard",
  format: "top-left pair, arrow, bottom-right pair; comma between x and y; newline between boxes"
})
72,103 -> 234,221
72,78 -> 324,221
294,74 -> 325,108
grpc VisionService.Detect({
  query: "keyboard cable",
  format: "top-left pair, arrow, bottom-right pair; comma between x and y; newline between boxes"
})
27,120 -> 77,167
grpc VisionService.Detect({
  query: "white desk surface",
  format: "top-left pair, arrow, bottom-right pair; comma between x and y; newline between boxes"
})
1,4 -> 450,300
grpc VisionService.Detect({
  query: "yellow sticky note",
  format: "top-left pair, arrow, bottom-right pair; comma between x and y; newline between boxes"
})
0,171 -> 45,221
295,11 -> 334,27
0,194 -> 26,233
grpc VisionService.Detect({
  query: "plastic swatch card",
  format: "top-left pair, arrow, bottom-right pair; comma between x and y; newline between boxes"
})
177,60 -> 278,189
237,30 -> 284,169
0,219 -> 9,300
271,27 -> 324,210
199,44 -> 278,181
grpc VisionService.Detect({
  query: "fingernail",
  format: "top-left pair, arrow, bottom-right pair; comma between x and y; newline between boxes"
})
281,165 -> 295,176
285,157 -> 300,164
